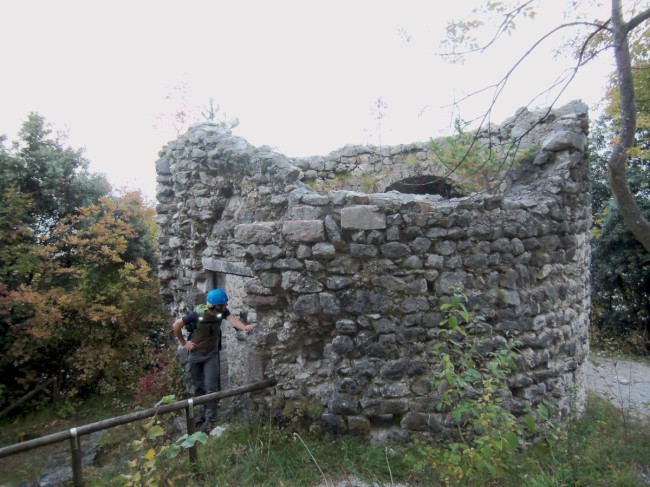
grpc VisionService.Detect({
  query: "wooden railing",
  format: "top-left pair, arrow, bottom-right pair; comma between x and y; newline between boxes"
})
0,377 -> 277,486
0,377 -> 58,419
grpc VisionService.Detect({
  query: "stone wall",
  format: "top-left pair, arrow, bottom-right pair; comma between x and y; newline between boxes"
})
155,101 -> 591,443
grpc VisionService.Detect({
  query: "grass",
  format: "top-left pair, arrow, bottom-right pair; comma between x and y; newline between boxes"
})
516,392 -> 650,487
192,426 -> 407,486
85,413 -> 414,487
1,392 -> 649,486
589,326 -> 650,360
591,347 -> 650,367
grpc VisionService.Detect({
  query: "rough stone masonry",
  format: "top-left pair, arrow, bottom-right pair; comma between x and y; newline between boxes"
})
155,100 -> 591,444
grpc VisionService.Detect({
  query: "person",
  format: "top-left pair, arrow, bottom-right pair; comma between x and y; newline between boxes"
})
172,289 -> 254,432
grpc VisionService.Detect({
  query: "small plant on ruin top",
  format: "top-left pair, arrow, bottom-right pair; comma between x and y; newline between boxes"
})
429,119 -> 535,194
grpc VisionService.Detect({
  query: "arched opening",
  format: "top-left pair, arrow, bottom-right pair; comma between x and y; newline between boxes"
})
384,175 -> 464,198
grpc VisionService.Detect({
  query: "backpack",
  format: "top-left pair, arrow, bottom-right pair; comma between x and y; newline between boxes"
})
187,304 -> 223,349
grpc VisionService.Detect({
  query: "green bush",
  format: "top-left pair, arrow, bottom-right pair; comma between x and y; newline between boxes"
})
407,293 -> 547,485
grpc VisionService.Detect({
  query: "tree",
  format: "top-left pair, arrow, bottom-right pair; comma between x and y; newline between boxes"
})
589,27 -> 650,349
591,200 -> 650,348
607,1 -> 650,252
442,1 -> 650,252
0,186 -> 42,289
201,97 -> 240,129
154,86 -> 240,137
0,113 -> 110,238
591,119 -> 650,348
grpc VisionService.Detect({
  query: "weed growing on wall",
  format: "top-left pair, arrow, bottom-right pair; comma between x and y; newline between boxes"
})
360,173 -> 377,193
404,154 -> 419,165
305,173 -> 354,192
411,293 -> 545,485
429,119 -> 537,193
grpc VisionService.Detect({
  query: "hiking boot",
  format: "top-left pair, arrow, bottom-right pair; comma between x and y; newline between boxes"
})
193,411 -> 205,428
197,410 -> 217,433
198,417 -> 216,433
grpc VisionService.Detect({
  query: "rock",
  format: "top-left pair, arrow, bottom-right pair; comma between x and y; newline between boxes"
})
38,431 -> 106,487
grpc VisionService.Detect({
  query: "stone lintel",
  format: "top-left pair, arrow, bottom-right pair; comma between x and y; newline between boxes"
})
202,257 -> 254,277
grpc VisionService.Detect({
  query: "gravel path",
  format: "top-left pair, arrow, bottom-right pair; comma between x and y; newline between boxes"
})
585,355 -> 650,419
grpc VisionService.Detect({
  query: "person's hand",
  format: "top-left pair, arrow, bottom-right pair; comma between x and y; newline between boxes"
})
183,341 -> 196,351
243,324 -> 255,334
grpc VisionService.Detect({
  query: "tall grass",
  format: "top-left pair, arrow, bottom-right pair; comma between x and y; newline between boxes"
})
89,392 -> 650,487
188,421 -> 412,487
517,392 -> 650,487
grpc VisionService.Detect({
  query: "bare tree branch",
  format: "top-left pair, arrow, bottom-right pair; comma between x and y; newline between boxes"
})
432,19 -> 610,187
624,6 -> 650,33
459,0 -> 537,55
419,0 -> 650,246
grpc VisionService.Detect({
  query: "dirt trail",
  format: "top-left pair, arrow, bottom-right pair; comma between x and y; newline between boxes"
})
585,355 -> 650,419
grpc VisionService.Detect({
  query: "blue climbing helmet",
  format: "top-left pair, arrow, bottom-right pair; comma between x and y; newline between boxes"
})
207,289 -> 228,307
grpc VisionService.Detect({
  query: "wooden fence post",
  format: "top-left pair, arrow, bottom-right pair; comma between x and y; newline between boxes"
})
186,398 -> 198,468
52,377 -> 59,406
69,428 -> 83,486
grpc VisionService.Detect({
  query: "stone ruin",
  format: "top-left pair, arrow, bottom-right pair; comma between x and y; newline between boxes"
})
155,100 -> 591,444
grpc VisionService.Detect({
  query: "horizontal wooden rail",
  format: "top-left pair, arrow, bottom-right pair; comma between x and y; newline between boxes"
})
0,376 -> 277,460
0,377 -> 57,419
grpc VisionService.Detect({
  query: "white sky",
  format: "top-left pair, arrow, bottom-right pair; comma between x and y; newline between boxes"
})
0,0 -> 615,200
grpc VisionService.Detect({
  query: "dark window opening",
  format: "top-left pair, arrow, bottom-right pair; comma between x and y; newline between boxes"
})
384,175 -> 464,198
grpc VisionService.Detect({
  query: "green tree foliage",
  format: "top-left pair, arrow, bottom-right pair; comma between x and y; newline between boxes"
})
0,187 -> 42,289
0,113 -> 109,237
591,204 -> 650,347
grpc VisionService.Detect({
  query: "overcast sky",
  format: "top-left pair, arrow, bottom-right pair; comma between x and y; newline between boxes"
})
1,1 -> 614,199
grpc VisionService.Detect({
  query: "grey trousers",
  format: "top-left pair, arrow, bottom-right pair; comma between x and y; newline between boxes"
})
188,351 -> 220,418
